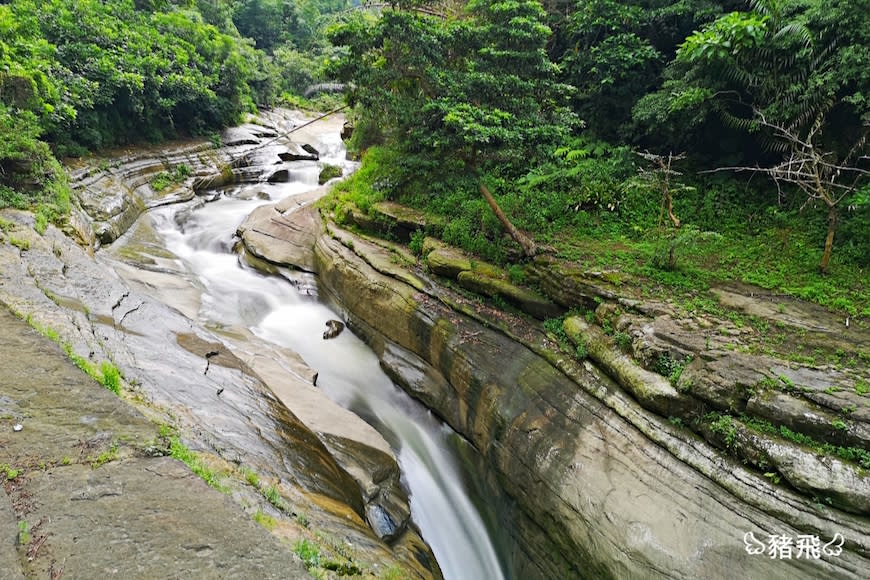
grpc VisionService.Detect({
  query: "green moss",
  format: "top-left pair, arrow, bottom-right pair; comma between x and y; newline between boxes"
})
318,163 -> 343,185
253,509 -> 277,531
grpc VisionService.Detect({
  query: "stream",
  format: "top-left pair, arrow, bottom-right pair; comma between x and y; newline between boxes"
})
137,118 -> 510,579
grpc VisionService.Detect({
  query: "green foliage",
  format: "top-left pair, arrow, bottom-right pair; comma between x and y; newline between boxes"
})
651,226 -> 722,271
151,164 -> 190,192
294,538 -> 322,570
329,1 -> 573,195
243,467 -> 260,488
613,331 -> 632,353
655,354 -> 690,386
742,413 -> 870,469
166,432 -> 226,492
99,361 -> 122,395
17,521 -> 30,545
1,463 -> 20,480
0,0 -> 271,215
253,509 -> 278,531
8,236 -> 30,251
91,440 -> 119,468
543,315 -> 571,352
507,264 -> 525,284
707,412 -> 737,448
264,485 -> 286,511
318,163 -> 343,185
296,511 -> 310,528
409,229 -> 425,257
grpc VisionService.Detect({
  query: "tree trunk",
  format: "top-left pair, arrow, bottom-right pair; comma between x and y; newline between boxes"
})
479,182 -> 537,258
819,204 -> 837,274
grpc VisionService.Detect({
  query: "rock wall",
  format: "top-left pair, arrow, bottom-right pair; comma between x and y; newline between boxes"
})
290,219 -> 870,579
2,110 -> 443,578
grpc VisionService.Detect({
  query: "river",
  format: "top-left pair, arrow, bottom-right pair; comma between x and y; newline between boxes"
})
141,115 -> 510,580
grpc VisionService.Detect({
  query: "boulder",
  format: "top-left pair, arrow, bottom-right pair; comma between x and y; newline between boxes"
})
323,319 -> 345,339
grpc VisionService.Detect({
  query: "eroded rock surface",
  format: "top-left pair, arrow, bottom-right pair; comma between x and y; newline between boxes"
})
0,111 -> 441,579
0,306 -> 310,579
238,195 -> 870,579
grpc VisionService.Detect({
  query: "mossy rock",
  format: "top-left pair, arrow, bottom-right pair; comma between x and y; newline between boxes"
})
427,247 -> 472,279
457,270 -> 562,320
563,316 -> 690,415
318,164 -> 343,185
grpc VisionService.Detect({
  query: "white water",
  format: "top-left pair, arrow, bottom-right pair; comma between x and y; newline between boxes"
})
151,122 -> 508,580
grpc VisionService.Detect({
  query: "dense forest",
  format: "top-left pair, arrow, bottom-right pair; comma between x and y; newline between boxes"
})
0,0 -> 349,218
0,0 -> 867,316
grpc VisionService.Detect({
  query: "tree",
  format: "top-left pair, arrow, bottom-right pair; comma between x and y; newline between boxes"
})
329,1 -> 574,256
649,0 -> 870,272
725,107 -> 869,273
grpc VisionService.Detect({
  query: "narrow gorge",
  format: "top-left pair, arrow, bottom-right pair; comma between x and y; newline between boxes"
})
2,110 -> 868,579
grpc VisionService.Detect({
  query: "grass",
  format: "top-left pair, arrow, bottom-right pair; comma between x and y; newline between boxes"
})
741,414 -> 870,469
17,312 -> 125,396
243,467 -> 260,488
263,485 -> 286,511
18,521 -> 30,545
100,361 -> 122,395
8,236 -> 30,251
151,164 -> 191,192
91,440 -> 119,468
160,425 -> 226,492
294,539 -> 322,570
379,565 -> 406,580
253,509 -> 278,531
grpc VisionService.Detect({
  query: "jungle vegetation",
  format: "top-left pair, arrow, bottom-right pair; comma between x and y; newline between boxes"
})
326,0 -> 869,317
0,0 -> 867,317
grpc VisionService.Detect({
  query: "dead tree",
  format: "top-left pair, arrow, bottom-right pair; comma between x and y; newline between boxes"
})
720,106 -> 869,273
636,151 -> 687,230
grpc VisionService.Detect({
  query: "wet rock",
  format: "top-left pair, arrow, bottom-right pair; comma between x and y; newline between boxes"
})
237,193 -> 327,273
323,319 -> 345,339
278,143 -> 319,162
426,247 -> 472,279
309,216 -> 870,580
0,209 -> 440,578
735,424 -> 870,514
319,434 -> 411,542
526,256 -> 621,309
563,316 -> 692,416
0,307 -> 310,579
679,352 -> 772,413
341,121 -> 354,141
747,390 -> 870,450
267,168 -> 291,183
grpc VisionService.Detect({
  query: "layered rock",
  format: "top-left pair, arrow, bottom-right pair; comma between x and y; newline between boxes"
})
238,195 -> 870,579
0,206 -> 439,578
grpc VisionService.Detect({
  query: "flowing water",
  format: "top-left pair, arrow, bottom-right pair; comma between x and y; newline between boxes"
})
147,120 -> 509,580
